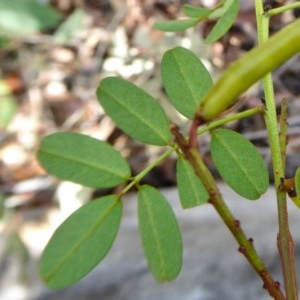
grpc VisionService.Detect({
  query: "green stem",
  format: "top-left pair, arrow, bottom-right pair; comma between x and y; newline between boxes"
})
279,99 -> 288,172
255,1 -> 298,298
171,125 -> 285,300
120,107 -> 263,196
266,2 -> 300,17
119,147 -> 175,196
197,107 -> 263,135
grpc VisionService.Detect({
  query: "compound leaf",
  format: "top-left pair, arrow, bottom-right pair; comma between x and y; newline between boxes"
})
138,185 -> 182,282
40,195 -> 122,289
97,77 -> 172,146
161,46 -> 213,119
177,156 -> 209,208
154,18 -> 198,32
205,0 -> 239,43
38,132 -> 131,188
210,129 -> 268,200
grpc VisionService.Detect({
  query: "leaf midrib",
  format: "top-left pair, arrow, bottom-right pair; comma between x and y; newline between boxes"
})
141,191 -> 168,279
40,148 -> 127,178
44,199 -> 120,282
216,134 -> 261,194
101,87 -> 168,144
183,160 -> 202,205
172,51 -> 199,108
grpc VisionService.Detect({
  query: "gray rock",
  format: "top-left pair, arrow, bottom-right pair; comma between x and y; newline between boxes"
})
33,184 -> 300,300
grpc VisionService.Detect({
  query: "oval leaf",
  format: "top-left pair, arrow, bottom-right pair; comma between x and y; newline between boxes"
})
97,77 -> 172,146
38,132 -> 131,188
154,18 -> 198,32
183,5 -> 212,18
40,195 -> 122,289
138,185 -> 182,282
295,167 -> 300,201
161,47 -> 213,119
177,156 -> 209,208
210,129 -> 268,200
205,0 -> 239,43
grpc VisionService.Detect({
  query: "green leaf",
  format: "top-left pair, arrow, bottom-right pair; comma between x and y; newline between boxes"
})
210,129 -> 268,200
54,9 -> 85,44
205,0 -> 239,43
208,0 -> 235,19
97,77 -> 172,146
0,0 -> 61,36
154,18 -> 198,32
295,167 -> 300,200
138,185 -> 182,282
38,132 -> 131,188
289,169 -> 300,208
40,195 -> 122,289
161,46 -> 213,119
183,5 -> 211,19
177,156 -> 209,208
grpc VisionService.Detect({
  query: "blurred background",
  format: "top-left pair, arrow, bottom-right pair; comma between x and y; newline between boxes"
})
0,0 -> 300,299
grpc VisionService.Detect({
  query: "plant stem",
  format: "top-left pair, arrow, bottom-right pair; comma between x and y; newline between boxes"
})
171,125 -> 285,299
197,107 -> 263,135
255,1 -> 298,298
266,2 -> 300,17
279,99 -> 288,172
119,147 -> 175,196
120,107 -> 263,196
